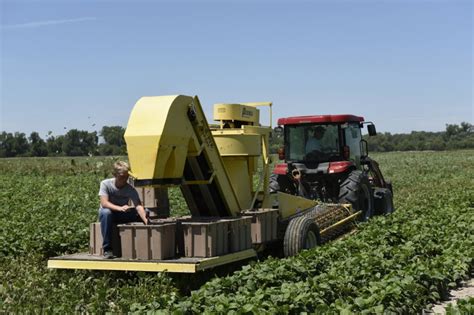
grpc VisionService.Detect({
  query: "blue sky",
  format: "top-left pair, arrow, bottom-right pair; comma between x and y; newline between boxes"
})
0,0 -> 472,138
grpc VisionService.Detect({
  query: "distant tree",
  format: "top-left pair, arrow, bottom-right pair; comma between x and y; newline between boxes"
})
14,132 -> 29,156
431,138 -> 446,151
460,122 -> 472,133
0,132 -> 30,157
62,129 -> 98,156
98,143 -> 124,156
0,132 -> 8,157
101,126 -> 125,146
445,123 -> 462,139
46,135 -> 65,156
100,126 -> 126,155
29,132 -> 48,157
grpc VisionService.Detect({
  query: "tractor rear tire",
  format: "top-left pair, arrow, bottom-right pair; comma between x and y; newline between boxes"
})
338,170 -> 374,221
373,188 -> 394,215
269,173 -> 280,193
283,216 -> 321,257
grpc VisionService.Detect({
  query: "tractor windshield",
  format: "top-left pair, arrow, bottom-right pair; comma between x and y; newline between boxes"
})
286,124 -> 341,162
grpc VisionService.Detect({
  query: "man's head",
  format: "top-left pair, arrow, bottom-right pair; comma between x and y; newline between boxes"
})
113,161 -> 129,187
312,126 -> 325,139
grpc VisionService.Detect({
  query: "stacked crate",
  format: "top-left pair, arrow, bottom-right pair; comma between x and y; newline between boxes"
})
181,219 -> 229,258
89,222 -> 121,257
225,217 -> 253,253
118,222 -> 176,260
89,212 -> 269,260
133,187 -> 170,218
242,209 -> 279,244
180,216 -> 253,258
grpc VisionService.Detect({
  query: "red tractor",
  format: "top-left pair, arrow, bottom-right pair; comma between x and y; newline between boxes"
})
270,114 -> 394,221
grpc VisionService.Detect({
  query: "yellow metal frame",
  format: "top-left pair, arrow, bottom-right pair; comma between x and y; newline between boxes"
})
47,249 -> 256,273
319,210 -> 361,236
277,192 -> 319,219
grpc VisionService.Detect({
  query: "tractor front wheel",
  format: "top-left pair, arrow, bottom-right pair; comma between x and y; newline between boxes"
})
283,216 -> 321,257
338,170 -> 374,221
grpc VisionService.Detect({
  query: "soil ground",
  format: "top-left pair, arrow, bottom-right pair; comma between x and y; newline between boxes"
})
430,279 -> 474,314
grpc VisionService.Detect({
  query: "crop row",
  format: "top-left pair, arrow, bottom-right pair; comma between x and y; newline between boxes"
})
1,151 -> 473,313
166,151 -> 474,313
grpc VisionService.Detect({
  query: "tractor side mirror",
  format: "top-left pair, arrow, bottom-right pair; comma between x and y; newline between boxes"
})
367,124 -> 377,136
273,126 -> 284,138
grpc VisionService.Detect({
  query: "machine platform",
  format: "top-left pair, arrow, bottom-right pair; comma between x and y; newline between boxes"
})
48,249 -> 257,273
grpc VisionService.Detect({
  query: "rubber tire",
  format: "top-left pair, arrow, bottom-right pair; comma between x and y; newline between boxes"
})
338,170 -> 374,221
374,188 -> 395,215
269,173 -> 280,193
283,216 -> 321,257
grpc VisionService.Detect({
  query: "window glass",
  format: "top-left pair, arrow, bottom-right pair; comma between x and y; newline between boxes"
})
286,124 -> 340,162
344,123 -> 362,167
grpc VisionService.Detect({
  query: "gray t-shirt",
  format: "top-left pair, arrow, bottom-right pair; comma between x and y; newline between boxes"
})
98,178 -> 141,207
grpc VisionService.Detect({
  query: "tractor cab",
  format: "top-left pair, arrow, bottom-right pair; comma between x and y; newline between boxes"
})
271,114 -> 391,220
275,114 -> 376,169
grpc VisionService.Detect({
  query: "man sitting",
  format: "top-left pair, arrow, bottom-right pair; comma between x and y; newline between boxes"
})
98,161 -> 148,259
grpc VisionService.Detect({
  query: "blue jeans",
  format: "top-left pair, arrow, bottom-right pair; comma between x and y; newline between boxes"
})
99,207 -> 147,252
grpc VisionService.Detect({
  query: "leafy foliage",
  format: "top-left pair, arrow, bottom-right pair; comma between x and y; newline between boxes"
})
174,150 -> 474,313
0,157 -> 180,313
363,122 -> 474,152
62,129 -> 99,156
0,151 -> 473,313
445,297 -> 474,314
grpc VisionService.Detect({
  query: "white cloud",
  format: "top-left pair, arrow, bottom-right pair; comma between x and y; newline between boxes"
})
2,17 -> 96,29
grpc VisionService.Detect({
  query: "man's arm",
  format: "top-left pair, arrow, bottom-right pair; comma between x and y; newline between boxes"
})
100,195 -> 130,212
135,205 -> 148,225
130,189 -> 148,224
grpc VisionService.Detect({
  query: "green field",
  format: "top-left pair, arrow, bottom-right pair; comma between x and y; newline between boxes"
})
1,151 -> 473,313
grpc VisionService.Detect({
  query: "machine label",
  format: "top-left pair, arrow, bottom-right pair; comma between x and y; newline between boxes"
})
242,108 -> 253,118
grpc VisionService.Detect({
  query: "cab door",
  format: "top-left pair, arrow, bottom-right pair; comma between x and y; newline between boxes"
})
343,123 -> 362,168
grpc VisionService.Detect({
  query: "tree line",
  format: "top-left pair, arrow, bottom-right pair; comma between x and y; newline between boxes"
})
1,122 -> 473,158
364,122 -> 473,152
0,126 -> 125,158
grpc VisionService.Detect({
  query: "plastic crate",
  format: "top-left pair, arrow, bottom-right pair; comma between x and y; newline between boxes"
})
89,222 -> 121,257
242,209 -> 279,244
133,187 -> 170,218
118,222 -> 176,260
182,219 -> 229,258
225,217 -> 253,253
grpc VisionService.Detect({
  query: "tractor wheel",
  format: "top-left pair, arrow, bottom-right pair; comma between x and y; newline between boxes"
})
373,188 -> 394,215
338,170 -> 374,221
269,173 -> 298,195
268,173 -> 280,193
283,215 -> 321,257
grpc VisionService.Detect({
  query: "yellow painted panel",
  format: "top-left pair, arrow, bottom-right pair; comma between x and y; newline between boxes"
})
197,249 -> 257,271
222,158 -> 253,209
277,192 -> 319,219
48,259 -> 197,273
213,104 -> 259,124
124,95 -> 197,181
48,249 -> 257,273
213,134 -> 261,156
